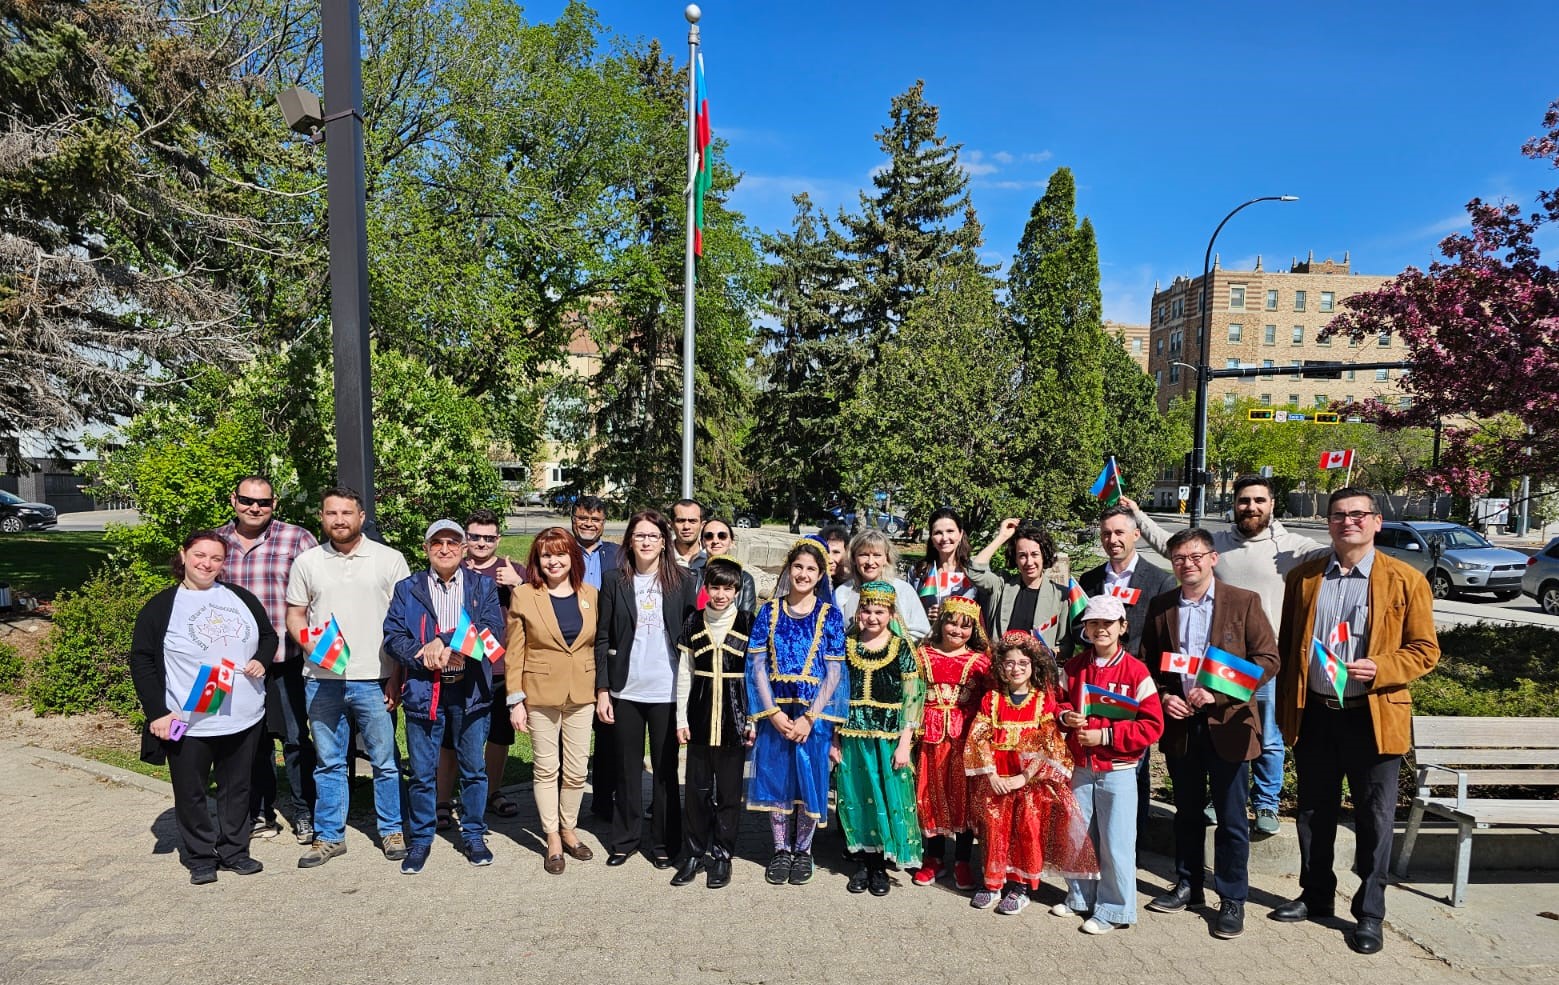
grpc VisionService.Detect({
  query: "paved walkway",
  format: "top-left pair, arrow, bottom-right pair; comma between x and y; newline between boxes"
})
3,739 -> 1554,985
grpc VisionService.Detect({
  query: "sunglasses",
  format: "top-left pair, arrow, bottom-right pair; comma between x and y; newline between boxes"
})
702,531 -> 730,541
235,495 -> 275,507
466,533 -> 499,543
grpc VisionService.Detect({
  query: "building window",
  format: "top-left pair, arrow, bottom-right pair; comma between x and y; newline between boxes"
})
1263,324 -> 1276,345
1224,394 -> 1237,409
1291,325 -> 1304,344
1345,369 -> 1356,381
1294,290 -> 1307,311
1259,393 -> 1272,405
1227,323 -> 1243,342
1290,359 -> 1303,371
1226,358 -> 1241,369
1132,337 -> 1143,353
1265,289 -> 1278,311
1375,369 -> 1389,381
1315,395 -> 1328,407
1169,365 -> 1180,384
1155,370 -> 1162,386
1261,359 -> 1275,379
1288,394 -> 1300,406
1320,291 -> 1335,312
1316,331 -> 1330,346
1155,338 -> 1163,355
1229,285 -> 1246,310
1399,395 -> 1412,408
1378,331 -> 1391,347
1343,394 -> 1353,404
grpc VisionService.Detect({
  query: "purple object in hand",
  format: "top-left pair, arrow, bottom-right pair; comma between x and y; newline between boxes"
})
168,718 -> 189,741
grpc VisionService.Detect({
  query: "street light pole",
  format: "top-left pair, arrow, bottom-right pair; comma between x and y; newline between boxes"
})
1190,194 -> 1298,528
322,0 -> 375,520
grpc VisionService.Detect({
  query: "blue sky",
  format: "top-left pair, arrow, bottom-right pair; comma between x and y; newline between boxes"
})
530,0 -> 1555,323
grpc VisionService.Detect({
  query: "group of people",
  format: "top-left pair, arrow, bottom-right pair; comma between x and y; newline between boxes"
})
129,475 -> 1439,955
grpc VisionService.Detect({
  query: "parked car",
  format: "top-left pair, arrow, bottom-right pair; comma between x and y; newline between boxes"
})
1523,536 -> 1559,615
823,505 -> 908,537
0,490 -> 57,532
519,490 -> 546,507
731,510 -> 760,529
1374,521 -> 1529,601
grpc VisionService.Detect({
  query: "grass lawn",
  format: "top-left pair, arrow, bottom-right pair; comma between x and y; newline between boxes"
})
0,530 -> 112,600
497,534 -> 535,567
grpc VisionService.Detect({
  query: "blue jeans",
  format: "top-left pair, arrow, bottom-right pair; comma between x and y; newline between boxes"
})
1066,765 -> 1140,925
306,678 -> 404,844
1250,678 -> 1284,813
405,702 -> 490,847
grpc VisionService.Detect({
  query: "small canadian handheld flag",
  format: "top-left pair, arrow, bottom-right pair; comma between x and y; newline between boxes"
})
1319,449 -> 1355,470
1160,651 -> 1202,675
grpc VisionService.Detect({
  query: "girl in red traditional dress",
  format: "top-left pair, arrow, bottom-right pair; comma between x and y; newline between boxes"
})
964,631 -> 1098,915
910,595 -> 990,890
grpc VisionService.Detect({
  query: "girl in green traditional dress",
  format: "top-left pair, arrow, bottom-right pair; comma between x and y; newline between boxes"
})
830,580 -> 926,896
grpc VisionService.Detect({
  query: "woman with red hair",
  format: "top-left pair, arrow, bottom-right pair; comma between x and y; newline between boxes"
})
506,526 -> 599,874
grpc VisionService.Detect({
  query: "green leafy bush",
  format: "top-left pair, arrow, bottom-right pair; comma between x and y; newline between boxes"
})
27,567 -> 171,722
0,641 -> 22,695
1408,622 -> 1559,717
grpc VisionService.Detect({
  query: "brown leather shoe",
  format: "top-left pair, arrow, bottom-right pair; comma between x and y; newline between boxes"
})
561,836 -> 594,861
544,853 -> 566,875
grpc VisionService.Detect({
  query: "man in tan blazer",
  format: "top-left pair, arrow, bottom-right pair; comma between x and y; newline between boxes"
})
1141,527 -> 1280,940
1270,488 -> 1439,956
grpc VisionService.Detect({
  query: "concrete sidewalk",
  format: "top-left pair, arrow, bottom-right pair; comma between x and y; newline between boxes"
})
4,739 -> 1554,985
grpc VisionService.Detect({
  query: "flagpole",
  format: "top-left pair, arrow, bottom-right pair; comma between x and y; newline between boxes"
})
680,4 -> 702,500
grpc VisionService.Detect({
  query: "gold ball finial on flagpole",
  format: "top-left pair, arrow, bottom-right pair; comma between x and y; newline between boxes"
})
684,4 -> 701,23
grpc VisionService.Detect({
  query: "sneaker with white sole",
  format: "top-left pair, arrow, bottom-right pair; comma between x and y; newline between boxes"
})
1254,808 -> 1280,836
1082,917 -> 1124,935
251,816 -> 281,839
996,889 -> 1031,916
1049,902 -> 1078,917
970,889 -> 1001,909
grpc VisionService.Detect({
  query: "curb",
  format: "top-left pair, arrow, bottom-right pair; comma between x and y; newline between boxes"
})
23,743 -> 173,798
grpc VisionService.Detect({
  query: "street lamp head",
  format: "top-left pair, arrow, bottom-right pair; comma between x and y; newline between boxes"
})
276,86 -> 323,136
684,4 -> 702,23
1279,195 -> 1299,202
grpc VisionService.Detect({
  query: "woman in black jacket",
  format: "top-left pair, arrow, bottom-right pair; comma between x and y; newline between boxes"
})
594,509 -> 698,867
129,530 -> 277,884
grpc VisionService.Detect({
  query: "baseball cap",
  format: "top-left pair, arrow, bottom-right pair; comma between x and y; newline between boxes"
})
1080,595 -> 1127,623
424,519 -> 464,543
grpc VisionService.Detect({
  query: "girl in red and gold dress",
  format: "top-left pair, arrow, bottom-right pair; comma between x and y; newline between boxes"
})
965,631 -> 1098,915
911,595 -> 991,890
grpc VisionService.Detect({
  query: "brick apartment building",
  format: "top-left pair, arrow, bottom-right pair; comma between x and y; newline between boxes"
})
1106,320 -> 1150,373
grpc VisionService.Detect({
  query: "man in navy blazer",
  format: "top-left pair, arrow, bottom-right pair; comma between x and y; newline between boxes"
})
384,519 -> 504,874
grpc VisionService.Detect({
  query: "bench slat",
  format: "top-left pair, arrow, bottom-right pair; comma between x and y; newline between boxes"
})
1416,749 -> 1559,766
1417,769 -> 1559,787
1413,716 -> 1559,748
1416,798 -> 1559,826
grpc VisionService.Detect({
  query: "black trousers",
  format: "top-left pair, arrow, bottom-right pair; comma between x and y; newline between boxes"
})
681,742 -> 745,860
1294,699 -> 1401,920
168,720 -> 264,871
610,698 -> 682,857
1167,718 -> 1251,902
250,657 -> 316,821
590,715 -> 619,819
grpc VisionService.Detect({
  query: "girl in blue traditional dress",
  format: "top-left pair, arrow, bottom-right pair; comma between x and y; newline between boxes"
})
747,537 -> 848,887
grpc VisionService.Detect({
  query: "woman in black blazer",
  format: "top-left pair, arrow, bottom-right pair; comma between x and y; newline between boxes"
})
595,509 -> 698,867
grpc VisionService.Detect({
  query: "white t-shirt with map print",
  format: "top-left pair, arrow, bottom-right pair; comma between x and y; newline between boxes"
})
163,584 -> 267,737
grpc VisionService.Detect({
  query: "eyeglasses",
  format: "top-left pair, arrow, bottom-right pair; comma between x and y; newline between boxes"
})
235,495 -> 275,508
1170,552 -> 1213,567
1327,510 -> 1378,524
702,531 -> 730,541
631,532 -> 663,542
572,513 -> 604,524
465,533 -> 499,543
429,538 -> 463,548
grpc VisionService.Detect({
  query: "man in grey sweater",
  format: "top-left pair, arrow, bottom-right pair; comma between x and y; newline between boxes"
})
1123,476 -> 1328,835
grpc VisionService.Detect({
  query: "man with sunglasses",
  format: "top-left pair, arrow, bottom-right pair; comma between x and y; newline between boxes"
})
1270,488 -> 1438,955
217,475 -> 319,844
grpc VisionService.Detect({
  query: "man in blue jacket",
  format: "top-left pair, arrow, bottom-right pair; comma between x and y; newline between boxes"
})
384,519 -> 505,874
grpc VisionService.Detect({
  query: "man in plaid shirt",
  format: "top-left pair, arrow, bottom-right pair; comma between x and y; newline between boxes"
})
217,475 -> 319,844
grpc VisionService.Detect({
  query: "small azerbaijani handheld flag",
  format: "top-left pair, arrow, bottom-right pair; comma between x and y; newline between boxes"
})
448,607 -> 482,659
692,52 -> 712,260
1195,645 -> 1263,702
1107,584 -> 1142,606
1089,456 -> 1122,506
1318,449 -> 1355,470
182,661 -> 235,714
1064,577 -> 1089,621
1160,651 -> 1202,675
306,617 -> 351,674
1311,638 -> 1349,702
477,626 -> 506,664
1082,683 -> 1140,721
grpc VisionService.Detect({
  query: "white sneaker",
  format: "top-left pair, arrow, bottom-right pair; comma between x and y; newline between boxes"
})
1082,917 -> 1124,935
1049,902 -> 1076,917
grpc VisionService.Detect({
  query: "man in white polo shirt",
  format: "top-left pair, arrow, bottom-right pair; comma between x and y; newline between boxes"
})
285,486 -> 411,868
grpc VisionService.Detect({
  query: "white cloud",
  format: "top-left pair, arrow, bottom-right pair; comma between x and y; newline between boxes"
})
1022,151 -> 1054,164
993,151 -> 1014,165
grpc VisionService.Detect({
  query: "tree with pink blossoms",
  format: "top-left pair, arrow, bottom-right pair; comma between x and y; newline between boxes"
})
1324,99 -> 1559,498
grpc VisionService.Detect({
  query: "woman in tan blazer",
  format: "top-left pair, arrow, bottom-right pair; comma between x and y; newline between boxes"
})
507,526 -> 599,873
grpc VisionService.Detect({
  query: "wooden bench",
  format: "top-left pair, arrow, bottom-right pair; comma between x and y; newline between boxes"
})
1393,715 -> 1559,906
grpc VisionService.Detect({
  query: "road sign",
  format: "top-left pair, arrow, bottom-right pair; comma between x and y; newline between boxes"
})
1177,485 -> 1191,501
1274,411 -> 1289,422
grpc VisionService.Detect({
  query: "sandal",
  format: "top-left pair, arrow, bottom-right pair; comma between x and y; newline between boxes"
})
488,793 -> 520,819
436,801 -> 455,832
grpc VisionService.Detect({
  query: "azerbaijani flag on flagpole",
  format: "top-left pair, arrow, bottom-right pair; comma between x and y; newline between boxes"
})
1082,683 -> 1140,721
449,607 -> 482,658
1195,645 -> 1263,701
306,617 -> 351,674
1312,637 -> 1350,702
1089,456 -> 1122,506
692,52 -> 712,259
182,662 -> 235,714
1065,577 -> 1088,621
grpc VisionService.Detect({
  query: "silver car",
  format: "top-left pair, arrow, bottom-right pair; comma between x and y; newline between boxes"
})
1522,537 -> 1559,615
1374,521 -> 1529,601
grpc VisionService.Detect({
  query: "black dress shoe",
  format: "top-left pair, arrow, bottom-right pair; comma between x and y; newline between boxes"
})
670,857 -> 701,886
605,852 -> 631,867
189,868 -> 218,886
1146,881 -> 1205,913
219,857 -> 263,876
847,865 -> 870,894
1213,900 -> 1246,939
1350,917 -> 1384,954
1270,898 -> 1333,922
649,852 -> 674,870
765,850 -> 793,885
706,857 -> 732,889
867,865 -> 890,897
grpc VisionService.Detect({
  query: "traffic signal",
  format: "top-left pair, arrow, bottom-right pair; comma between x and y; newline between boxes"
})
1247,409 -> 1275,421
1302,360 -> 1343,380
1314,412 -> 1340,424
